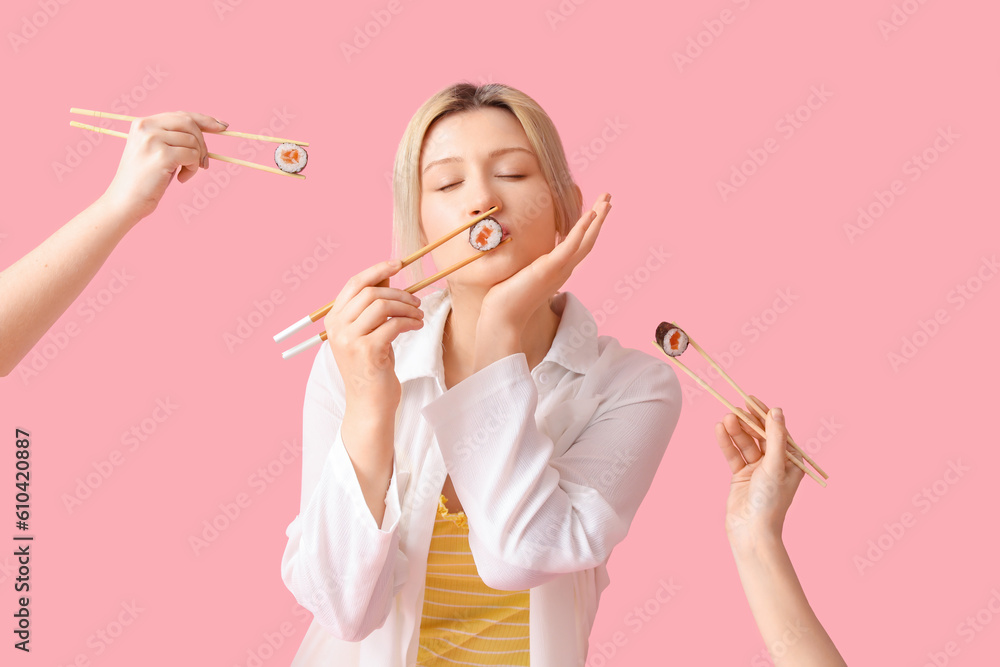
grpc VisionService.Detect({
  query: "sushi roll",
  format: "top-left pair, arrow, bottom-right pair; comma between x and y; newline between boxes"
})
469,217 -> 504,251
655,322 -> 689,357
274,143 -> 308,173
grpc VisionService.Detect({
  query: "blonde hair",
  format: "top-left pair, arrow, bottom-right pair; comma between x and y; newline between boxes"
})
392,82 -> 583,286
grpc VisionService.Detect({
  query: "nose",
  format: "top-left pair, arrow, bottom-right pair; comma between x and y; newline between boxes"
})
470,200 -> 502,218
467,179 -> 502,219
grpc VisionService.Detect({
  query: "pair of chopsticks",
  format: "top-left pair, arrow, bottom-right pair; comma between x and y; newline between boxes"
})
275,206 -> 506,359
68,108 -> 309,179
652,325 -> 829,487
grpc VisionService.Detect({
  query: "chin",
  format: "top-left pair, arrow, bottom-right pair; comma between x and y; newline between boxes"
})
450,261 -> 523,289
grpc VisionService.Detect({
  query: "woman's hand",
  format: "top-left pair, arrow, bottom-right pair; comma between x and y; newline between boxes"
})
715,396 -> 805,549
478,192 -> 612,336
99,111 -> 229,228
323,259 -> 424,413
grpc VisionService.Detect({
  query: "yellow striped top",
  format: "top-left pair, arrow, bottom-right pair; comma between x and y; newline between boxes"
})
417,494 -> 530,666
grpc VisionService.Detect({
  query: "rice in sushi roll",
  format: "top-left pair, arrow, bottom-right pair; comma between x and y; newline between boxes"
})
274,143 -> 308,173
655,322 -> 689,357
469,217 -> 504,251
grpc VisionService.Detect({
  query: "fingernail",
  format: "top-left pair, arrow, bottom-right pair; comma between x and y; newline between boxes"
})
216,119 -> 229,128
772,408 -> 783,422
201,155 -> 208,169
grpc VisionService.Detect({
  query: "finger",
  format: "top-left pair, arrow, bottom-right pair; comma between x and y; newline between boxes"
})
164,145 -> 201,183
746,394 -> 770,424
340,286 -> 421,325
176,111 -> 229,134
549,210 -> 593,263
335,260 -> 405,313
715,421 -> 746,475
158,110 -> 228,134
571,200 -> 611,264
159,113 -> 210,170
160,130 -> 200,152
563,195 -> 612,264
735,406 -> 765,444
349,298 -> 424,337
723,412 -> 762,464
544,201 -> 604,270
187,110 -> 231,168
567,194 -> 609,248
762,408 -> 791,480
368,315 -> 425,349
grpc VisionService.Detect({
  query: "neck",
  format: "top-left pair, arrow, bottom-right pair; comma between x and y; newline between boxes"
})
443,283 -> 560,378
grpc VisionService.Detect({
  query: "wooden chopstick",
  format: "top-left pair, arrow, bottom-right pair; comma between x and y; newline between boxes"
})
652,339 -> 827,488
676,323 -> 829,479
273,206 -> 500,343
69,108 -> 309,145
68,121 -> 128,140
281,237 -> 513,359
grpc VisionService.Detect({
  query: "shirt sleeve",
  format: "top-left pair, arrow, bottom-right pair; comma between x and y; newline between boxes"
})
280,343 -> 408,642
420,351 -> 682,591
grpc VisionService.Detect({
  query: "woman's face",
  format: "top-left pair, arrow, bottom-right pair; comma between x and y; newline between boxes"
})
418,106 -> 558,289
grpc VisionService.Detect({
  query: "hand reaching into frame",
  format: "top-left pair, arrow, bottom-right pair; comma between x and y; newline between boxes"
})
101,111 -> 229,228
714,398 -> 847,665
715,396 -> 805,546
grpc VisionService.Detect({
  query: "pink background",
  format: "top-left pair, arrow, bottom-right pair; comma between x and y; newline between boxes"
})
2,0 -> 998,664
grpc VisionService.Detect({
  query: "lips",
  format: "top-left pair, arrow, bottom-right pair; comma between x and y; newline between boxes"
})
482,216 -> 510,239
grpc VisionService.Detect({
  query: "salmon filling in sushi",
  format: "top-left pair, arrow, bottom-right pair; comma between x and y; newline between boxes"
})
655,322 -> 689,357
275,143 -> 308,173
468,217 -> 508,251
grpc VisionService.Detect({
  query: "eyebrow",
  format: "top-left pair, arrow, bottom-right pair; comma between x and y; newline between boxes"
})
421,146 -> 536,175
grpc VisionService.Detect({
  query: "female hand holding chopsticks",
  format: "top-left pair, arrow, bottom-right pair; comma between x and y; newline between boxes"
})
101,111 -> 229,227
716,398 -> 848,665
0,110 -> 227,378
320,258 -> 425,527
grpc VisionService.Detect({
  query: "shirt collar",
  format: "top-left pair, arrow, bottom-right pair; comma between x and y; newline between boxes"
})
392,288 -> 600,385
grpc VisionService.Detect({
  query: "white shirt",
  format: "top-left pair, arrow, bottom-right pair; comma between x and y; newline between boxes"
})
280,287 -> 683,666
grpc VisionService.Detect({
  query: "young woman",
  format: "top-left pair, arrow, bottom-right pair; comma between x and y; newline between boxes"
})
0,111 -> 226,377
279,83 -> 846,666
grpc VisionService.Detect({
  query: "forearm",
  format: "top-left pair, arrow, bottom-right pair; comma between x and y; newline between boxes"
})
730,534 -> 847,666
420,354 -> 683,591
340,402 -> 396,528
282,412 -> 403,641
424,356 -> 608,589
0,195 -> 136,376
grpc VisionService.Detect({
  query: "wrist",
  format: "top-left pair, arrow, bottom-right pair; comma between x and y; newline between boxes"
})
93,190 -> 142,236
341,402 -> 396,460
729,527 -> 786,563
344,397 -> 397,425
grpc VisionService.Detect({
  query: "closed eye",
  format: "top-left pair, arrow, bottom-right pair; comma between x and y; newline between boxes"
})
438,175 -> 526,191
